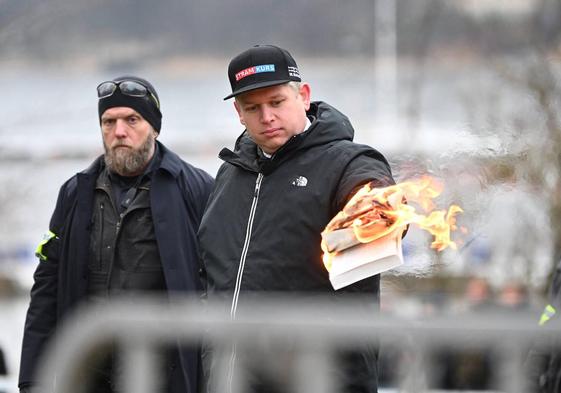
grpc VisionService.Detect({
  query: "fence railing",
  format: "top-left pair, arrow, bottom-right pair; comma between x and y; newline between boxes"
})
35,295 -> 561,393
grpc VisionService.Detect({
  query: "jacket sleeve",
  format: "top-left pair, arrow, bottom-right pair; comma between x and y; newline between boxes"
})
334,149 -> 395,212
18,182 -> 69,387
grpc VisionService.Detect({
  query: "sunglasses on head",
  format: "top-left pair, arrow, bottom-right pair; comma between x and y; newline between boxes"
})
97,80 -> 160,109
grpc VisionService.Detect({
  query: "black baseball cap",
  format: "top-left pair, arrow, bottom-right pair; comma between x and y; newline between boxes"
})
224,45 -> 301,100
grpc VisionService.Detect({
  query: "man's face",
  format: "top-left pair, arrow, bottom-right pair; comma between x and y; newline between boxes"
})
101,106 -> 156,176
234,83 -> 311,155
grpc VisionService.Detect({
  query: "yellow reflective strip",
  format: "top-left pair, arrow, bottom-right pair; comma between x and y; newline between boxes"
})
35,230 -> 57,261
539,304 -> 556,326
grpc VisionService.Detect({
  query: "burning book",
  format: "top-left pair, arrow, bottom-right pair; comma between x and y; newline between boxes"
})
321,177 -> 463,290
323,226 -> 405,290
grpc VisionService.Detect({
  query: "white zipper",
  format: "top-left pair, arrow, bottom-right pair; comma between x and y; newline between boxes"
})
227,172 -> 263,392
230,172 -> 263,318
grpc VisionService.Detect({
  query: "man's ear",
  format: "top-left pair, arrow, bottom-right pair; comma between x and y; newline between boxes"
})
234,100 -> 245,126
299,83 -> 311,111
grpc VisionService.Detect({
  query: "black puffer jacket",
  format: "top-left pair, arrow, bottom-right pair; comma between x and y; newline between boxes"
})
198,101 -> 395,392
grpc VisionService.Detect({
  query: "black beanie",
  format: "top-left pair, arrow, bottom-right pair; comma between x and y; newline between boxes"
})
98,75 -> 162,133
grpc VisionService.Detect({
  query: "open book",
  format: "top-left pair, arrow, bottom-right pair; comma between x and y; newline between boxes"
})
327,227 -> 404,290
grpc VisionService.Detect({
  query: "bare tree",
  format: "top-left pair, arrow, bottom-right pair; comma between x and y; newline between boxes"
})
492,0 -> 561,287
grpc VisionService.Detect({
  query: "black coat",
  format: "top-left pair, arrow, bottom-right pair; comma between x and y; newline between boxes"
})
19,141 -> 214,393
198,101 -> 395,392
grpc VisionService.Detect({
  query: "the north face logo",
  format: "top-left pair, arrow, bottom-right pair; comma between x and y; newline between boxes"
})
291,176 -> 308,187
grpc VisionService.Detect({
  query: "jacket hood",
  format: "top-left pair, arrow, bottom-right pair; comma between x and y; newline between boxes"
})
219,101 -> 356,173
303,101 -> 355,146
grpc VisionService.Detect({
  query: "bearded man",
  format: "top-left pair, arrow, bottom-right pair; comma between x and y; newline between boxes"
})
18,76 -> 214,393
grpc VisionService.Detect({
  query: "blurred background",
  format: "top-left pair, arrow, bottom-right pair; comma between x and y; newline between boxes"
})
1,0 -> 561,391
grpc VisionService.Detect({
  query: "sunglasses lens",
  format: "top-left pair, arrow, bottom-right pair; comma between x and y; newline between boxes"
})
119,81 -> 148,97
97,80 -> 159,109
97,82 -> 117,98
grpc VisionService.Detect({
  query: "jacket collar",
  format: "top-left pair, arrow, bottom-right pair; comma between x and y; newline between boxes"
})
155,140 -> 183,178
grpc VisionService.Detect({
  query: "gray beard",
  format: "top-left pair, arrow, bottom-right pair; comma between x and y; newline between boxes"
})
104,136 -> 154,176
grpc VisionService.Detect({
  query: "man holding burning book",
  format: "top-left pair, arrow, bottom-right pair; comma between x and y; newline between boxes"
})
198,45 -> 398,392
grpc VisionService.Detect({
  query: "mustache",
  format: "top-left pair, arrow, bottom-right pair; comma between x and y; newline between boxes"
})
111,142 -> 131,149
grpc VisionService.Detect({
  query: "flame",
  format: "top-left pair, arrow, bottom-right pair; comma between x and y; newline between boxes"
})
321,176 -> 463,271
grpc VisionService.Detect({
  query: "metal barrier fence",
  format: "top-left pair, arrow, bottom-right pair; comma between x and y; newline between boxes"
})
35,295 -> 561,393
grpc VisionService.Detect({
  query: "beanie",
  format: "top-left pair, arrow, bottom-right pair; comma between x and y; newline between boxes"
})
98,75 -> 162,133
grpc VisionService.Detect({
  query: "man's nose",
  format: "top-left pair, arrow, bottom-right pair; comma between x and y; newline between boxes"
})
260,106 -> 274,123
114,119 -> 128,138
